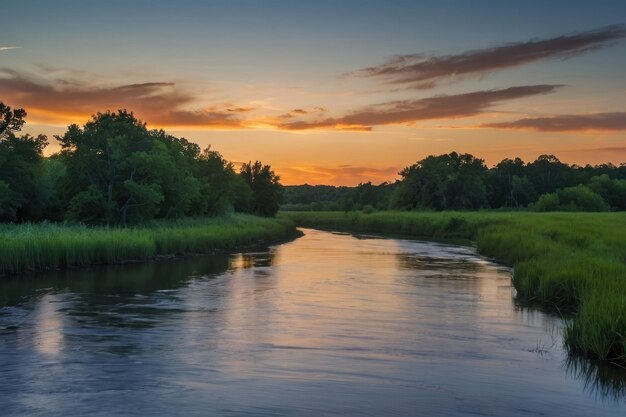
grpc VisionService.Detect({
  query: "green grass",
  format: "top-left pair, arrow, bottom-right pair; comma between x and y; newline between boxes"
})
281,210 -> 626,362
0,214 -> 297,275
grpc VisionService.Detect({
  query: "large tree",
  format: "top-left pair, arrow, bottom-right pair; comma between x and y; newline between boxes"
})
239,161 -> 282,216
391,152 -> 487,210
193,146 -> 252,215
0,103 -> 57,221
57,111 -> 175,224
487,158 -> 536,208
0,102 -> 27,140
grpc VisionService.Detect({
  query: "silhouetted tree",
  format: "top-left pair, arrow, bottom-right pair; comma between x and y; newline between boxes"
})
0,103 -> 57,221
239,161 -> 282,216
0,102 -> 27,139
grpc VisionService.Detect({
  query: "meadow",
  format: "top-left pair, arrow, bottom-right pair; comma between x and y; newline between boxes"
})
0,214 -> 297,275
281,211 -> 626,362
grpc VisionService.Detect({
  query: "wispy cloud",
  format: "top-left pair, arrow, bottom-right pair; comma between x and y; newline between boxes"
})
0,46 -> 20,52
0,69 -> 249,128
590,146 -> 626,153
346,25 -> 626,89
279,164 -> 399,185
278,85 -> 562,131
482,112 -> 626,132
279,107 -> 327,119
226,107 -> 255,113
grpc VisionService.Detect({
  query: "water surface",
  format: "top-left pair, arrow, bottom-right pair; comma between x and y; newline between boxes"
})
0,228 -> 624,416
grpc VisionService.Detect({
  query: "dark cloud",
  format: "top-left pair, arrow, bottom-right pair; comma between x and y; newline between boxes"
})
347,25 -> 626,89
279,85 -> 561,131
482,112 -> 626,132
0,69 -> 245,128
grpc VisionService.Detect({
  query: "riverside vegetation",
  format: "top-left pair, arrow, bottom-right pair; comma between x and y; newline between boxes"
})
2,101 -> 625,364
282,153 -> 626,213
282,211 -> 626,363
0,102 -> 292,273
0,214 -> 297,275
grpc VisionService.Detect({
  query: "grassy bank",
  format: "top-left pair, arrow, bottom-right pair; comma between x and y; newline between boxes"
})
0,214 -> 298,275
281,211 -> 626,362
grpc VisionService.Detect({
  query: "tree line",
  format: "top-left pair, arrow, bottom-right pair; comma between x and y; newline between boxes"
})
283,152 -> 626,212
0,103 -> 283,224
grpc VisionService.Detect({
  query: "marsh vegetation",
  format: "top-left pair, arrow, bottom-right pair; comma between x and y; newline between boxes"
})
0,215 -> 296,275
282,211 -> 626,362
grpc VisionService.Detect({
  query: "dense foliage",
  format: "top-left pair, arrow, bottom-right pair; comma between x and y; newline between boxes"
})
0,103 -> 283,224
283,152 -> 626,212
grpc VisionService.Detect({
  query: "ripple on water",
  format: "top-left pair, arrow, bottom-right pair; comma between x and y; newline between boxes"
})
0,228 -> 624,416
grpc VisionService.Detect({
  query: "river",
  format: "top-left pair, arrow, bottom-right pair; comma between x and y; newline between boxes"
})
0,228 -> 624,416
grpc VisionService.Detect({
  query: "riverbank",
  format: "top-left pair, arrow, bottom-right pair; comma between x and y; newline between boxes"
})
281,211 -> 626,362
0,214 -> 298,275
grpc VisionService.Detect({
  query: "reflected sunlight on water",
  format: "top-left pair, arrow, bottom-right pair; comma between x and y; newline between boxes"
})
0,229 -> 624,416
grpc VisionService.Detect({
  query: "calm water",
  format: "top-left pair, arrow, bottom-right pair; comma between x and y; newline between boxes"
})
0,229 -> 624,416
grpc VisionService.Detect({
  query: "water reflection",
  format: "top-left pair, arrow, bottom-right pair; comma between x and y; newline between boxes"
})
565,356 -> 626,402
0,229 -> 624,416
32,294 -> 64,357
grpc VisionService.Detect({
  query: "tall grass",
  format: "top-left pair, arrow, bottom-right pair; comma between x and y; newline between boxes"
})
0,214 -> 297,275
282,211 -> 626,362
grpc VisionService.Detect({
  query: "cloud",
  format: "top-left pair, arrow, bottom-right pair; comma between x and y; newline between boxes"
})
0,69 -> 246,128
279,85 -> 561,131
278,107 -> 328,120
482,112 -> 626,132
590,146 -> 626,153
0,46 -> 20,52
226,107 -> 255,113
279,164 -> 400,185
347,25 -> 626,89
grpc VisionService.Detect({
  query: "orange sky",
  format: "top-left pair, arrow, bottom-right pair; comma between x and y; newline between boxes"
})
2,1 -> 625,185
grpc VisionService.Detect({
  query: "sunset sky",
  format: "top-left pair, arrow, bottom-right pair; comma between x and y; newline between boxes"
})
1,0 -> 625,185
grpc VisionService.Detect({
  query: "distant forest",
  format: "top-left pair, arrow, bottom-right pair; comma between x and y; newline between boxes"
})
2,102 -> 625,225
283,153 -> 626,212
0,103 -> 283,224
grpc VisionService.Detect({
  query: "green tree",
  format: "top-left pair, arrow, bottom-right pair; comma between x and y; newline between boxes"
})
391,152 -> 487,210
0,103 -> 56,221
239,161 -> 282,216
0,180 -> 20,220
510,175 -> 537,207
193,147 -> 243,214
487,158 -> 527,207
153,132 -> 201,218
0,102 -> 27,140
527,154 -> 569,195
57,111 -> 174,224
588,174 -> 626,210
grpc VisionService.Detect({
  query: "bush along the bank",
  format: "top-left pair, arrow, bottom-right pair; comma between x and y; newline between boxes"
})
282,211 -> 626,362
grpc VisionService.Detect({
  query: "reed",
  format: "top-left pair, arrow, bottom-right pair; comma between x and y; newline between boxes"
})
0,214 -> 297,275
